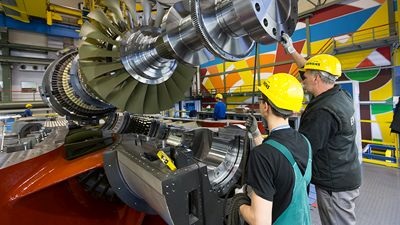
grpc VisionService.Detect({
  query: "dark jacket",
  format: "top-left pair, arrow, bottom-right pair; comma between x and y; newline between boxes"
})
390,101 -> 400,133
299,85 -> 361,192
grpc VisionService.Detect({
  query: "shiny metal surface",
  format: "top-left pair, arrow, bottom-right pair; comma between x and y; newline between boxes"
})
159,0 -> 297,62
44,0 -> 296,115
162,0 -> 214,65
121,30 -> 176,85
165,134 -> 182,146
0,127 -> 68,169
208,138 -> 243,193
188,127 -> 244,195
157,0 -> 180,6
192,0 -> 255,61
76,0 -> 197,114
231,0 -> 298,44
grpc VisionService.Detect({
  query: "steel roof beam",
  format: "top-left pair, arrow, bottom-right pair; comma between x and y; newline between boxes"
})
0,55 -> 53,64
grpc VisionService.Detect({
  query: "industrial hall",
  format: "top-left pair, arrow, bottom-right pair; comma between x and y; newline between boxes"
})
0,0 -> 399,225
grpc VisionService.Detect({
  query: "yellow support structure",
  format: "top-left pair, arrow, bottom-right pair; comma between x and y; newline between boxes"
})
0,0 -> 30,23
362,158 -> 399,168
49,4 -> 82,17
48,4 -> 83,25
46,11 -> 52,25
395,133 -> 400,167
360,120 -> 399,168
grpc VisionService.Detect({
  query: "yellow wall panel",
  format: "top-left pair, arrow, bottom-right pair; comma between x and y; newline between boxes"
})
202,78 -> 214,91
336,49 -> 375,70
370,79 -> 392,101
375,112 -> 396,144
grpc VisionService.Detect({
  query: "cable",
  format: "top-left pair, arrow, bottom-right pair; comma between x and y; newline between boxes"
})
225,193 -> 250,225
240,43 -> 259,186
250,43 -> 259,116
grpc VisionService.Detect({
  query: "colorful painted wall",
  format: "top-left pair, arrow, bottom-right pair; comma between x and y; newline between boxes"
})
200,0 -> 399,145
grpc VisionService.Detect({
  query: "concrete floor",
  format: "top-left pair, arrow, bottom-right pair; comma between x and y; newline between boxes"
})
310,163 -> 400,225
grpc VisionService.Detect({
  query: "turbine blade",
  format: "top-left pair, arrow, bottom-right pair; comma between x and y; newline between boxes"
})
157,82 -> 174,111
154,2 -> 166,28
102,0 -> 124,23
88,9 -> 122,36
89,71 -> 130,98
80,61 -> 124,81
126,83 -> 148,114
107,78 -> 140,109
141,0 -> 153,26
80,21 -> 119,46
79,44 -> 119,59
121,0 -> 138,26
143,85 -> 159,113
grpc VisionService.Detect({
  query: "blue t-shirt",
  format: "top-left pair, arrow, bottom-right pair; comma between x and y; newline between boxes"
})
213,101 -> 226,120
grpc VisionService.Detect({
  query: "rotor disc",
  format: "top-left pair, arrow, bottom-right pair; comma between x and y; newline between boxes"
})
78,0 -> 196,114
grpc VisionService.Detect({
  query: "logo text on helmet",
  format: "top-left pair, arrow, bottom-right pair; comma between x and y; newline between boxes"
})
263,81 -> 270,89
306,62 -> 320,66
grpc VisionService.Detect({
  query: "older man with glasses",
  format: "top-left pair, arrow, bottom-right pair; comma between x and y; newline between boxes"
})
281,33 -> 361,225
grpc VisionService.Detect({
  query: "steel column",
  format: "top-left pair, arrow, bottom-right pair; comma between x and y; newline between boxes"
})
0,29 -> 11,102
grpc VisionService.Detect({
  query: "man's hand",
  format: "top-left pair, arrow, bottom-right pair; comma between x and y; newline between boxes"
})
245,115 -> 261,137
281,33 -> 295,54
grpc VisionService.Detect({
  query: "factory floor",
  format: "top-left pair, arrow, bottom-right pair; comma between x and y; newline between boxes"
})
310,163 -> 400,225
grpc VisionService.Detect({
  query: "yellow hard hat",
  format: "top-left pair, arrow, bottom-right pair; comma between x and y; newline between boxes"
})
301,54 -> 342,77
215,93 -> 223,99
25,103 -> 32,108
258,73 -> 304,112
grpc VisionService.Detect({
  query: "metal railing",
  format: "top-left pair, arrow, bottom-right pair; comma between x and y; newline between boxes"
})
333,23 -> 397,49
315,37 -> 335,55
315,23 -> 398,55
201,84 -> 260,97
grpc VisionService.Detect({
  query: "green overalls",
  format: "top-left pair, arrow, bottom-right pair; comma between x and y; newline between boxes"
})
265,136 -> 312,225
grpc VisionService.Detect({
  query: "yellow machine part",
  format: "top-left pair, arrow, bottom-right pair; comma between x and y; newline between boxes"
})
157,150 -> 177,171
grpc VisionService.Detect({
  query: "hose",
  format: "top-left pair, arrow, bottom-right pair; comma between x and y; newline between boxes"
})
225,193 -> 251,225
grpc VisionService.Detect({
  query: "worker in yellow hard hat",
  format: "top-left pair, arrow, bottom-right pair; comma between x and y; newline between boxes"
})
281,33 -> 361,225
213,93 -> 226,120
235,73 -> 311,225
23,103 -> 33,117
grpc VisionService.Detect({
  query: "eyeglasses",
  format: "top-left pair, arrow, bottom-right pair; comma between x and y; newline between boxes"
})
299,71 -> 306,80
258,97 -> 265,103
